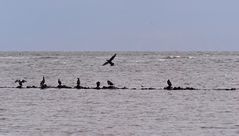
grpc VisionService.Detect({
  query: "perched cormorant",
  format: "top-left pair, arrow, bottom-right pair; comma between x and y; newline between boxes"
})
102,53 -> 117,66
96,81 -> 100,89
58,79 -> 62,86
164,79 -> 173,90
167,79 -> 172,88
74,78 -> 83,89
107,80 -> 114,86
77,78 -> 80,87
40,76 -> 45,86
40,76 -> 47,89
56,79 -> 71,88
15,79 -> 27,88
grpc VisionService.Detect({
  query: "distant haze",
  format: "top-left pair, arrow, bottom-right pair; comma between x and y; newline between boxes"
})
1,0 -> 239,51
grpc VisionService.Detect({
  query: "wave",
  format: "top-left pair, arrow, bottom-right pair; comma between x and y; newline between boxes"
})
164,56 -> 194,60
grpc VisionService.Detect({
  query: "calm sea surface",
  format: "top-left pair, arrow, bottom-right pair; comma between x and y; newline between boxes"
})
0,51 -> 239,136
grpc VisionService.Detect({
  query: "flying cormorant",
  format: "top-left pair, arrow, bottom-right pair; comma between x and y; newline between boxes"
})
102,53 -> 117,66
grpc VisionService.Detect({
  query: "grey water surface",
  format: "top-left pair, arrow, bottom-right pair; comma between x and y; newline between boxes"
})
0,52 -> 239,136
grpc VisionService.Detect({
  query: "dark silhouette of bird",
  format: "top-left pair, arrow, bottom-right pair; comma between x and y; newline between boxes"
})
102,53 -> 117,66
40,76 -> 45,85
15,79 -> 27,88
167,79 -> 172,88
77,78 -> 80,87
107,80 -> 114,86
40,76 -> 47,89
58,79 -> 62,86
96,81 -> 101,89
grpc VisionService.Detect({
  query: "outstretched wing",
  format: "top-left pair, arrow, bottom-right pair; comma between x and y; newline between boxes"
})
102,61 -> 109,66
108,54 -> 117,61
102,54 -> 117,66
22,80 -> 27,83
107,80 -> 114,85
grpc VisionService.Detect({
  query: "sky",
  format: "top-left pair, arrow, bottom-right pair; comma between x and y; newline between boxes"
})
0,0 -> 239,51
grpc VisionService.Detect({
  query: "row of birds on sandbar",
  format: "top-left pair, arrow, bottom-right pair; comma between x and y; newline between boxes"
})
13,54 -> 118,89
14,77 -> 237,91
15,76 -> 126,89
14,77 -> 202,90
11,54 -> 237,91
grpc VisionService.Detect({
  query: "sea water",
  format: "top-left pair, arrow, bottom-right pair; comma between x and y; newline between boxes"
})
0,52 -> 239,136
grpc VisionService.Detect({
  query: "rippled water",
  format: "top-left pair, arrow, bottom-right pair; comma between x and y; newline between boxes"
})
0,52 -> 239,136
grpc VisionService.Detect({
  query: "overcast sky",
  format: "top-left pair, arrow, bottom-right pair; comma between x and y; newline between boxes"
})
0,0 -> 239,51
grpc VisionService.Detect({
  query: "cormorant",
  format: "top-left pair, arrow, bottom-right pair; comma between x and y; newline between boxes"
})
40,76 -> 47,89
58,79 -> 62,86
167,79 -> 172,88
15,79 -> 27,88
96,81 -> 100,89
107,80 -> 114,86
77,78 -> 80,87
40,76 -> 45,86
102,53 -> 117,66
164,79 -> 173,90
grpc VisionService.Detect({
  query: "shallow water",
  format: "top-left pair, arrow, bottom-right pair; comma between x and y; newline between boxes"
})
0,52 -> 239,136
